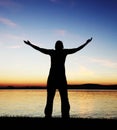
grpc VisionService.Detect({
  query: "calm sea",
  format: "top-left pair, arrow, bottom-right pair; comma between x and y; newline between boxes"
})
0,89 -> 117,119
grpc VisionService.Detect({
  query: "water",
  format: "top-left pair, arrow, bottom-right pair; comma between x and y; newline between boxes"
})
0,89 -> 117,119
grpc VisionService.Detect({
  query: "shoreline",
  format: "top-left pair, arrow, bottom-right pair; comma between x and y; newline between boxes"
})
0,84 -> 117,89
0,117 -> 116,129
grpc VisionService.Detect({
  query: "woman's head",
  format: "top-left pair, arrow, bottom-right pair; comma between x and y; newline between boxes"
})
55,40 -> 64,50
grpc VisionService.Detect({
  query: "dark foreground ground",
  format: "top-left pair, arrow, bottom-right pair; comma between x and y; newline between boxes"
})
0,117 -> 117,129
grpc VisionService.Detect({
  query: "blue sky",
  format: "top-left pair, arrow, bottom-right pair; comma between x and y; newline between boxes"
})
0,0 -> 117,86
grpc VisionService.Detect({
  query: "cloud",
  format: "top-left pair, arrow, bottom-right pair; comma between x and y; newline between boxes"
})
0,17 -> 17,27
0,33 -> 23,49
89,57 -> 117,68
79,66 -> 94,76
7,45 -> 22,49
5,33 -> 21,40
50,0 -> 60,3
0,0 -> 16,7
55,29 -> 67,36
0,0 -> 21,12
0,33 -> 21,41
70,0 -> 76,7
50,0 -> 76,7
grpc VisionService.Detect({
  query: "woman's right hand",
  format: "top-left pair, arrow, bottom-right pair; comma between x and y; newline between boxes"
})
24,40 -> 31,45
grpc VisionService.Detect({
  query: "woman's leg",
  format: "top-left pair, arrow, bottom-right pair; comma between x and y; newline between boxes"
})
44,87 -> 56,118
59,88 -> 70,118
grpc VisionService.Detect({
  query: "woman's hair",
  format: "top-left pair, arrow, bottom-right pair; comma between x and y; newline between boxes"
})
55,40 -> 64,50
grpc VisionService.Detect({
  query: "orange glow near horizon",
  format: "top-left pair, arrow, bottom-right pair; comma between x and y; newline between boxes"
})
0,69 -> 117,87
0,77 -> 117,87
0,76 -> 46,87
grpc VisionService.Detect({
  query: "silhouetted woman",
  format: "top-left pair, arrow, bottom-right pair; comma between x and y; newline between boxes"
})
24,37 -> 92,118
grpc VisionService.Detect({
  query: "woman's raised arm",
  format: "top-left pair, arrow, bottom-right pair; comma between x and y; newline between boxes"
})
24,40 -> 51,55
65,37 -> 92,54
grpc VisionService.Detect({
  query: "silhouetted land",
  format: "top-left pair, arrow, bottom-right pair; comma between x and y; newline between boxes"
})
0,84 -> 117,89
0,117 -> 116,129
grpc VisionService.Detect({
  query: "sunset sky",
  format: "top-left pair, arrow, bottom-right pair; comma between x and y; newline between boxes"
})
0,0 -> 117,86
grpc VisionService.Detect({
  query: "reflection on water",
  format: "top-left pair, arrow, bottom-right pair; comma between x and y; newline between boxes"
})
69,90 -> 117,119
0,89 -> 117,119
0,89 -> 46,117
